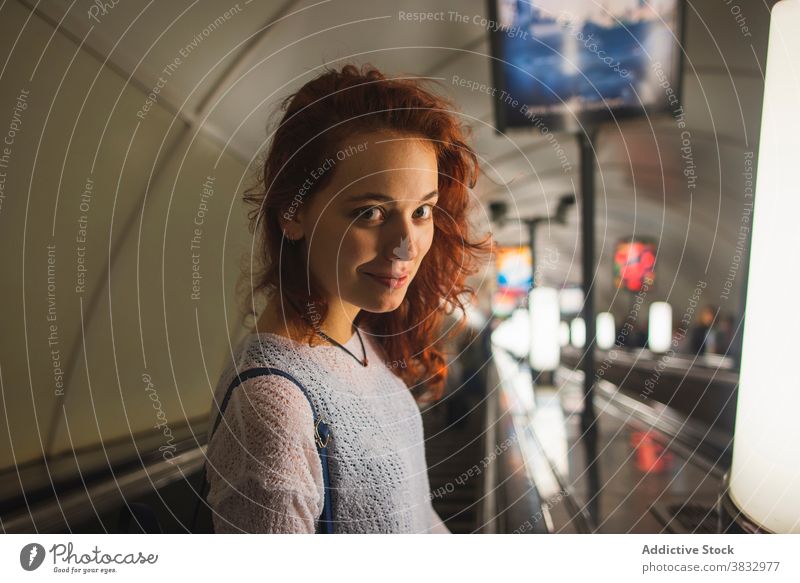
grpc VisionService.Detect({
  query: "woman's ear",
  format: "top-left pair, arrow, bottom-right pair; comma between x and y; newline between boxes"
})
278,208 -> 304,242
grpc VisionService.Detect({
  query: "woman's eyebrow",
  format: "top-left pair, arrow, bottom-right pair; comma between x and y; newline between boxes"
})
345,190 -> 439,204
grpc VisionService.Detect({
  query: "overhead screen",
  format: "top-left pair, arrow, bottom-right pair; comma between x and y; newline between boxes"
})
489,0 -> 683,132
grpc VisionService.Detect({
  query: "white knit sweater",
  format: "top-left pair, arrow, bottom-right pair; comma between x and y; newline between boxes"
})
205,329 -> 450,533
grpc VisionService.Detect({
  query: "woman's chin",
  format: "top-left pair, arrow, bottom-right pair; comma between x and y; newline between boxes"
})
358,294 -> 405,314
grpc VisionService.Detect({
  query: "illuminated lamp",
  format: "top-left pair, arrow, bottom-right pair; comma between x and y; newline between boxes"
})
596,312 -> 616,350
528,287 -> 561,371
647,302 -> 672,353
570,318 -> 585,348
729,0 -> 800,533
559,321 -> 570,347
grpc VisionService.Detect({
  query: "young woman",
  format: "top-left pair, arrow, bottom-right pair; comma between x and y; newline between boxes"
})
205,64 -> 493,533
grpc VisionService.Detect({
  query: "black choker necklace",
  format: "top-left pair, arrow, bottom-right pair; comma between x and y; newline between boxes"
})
316,327 -> 368,367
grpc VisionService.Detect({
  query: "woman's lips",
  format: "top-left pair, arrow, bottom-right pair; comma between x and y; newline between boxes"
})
364,272 -> 409,289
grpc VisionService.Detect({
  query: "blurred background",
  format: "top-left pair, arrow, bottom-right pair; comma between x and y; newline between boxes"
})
0,0 -> 794,534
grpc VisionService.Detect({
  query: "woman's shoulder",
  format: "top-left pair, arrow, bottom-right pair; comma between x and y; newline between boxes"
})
239,330 -> 293,361
224,366 -> 316,425
224,331 -> 320,386
209,334 -> 315,425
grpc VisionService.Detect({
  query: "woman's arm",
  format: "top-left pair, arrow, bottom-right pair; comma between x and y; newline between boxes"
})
205,375 -> 325,533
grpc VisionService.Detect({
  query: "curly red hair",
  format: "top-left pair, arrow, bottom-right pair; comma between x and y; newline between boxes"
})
241,63 -> 494,402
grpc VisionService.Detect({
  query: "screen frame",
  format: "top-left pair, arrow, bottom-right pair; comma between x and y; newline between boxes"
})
488,0 -> 686,134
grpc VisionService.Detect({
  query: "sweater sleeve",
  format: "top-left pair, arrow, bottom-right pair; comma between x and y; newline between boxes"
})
205,374 -> 325,533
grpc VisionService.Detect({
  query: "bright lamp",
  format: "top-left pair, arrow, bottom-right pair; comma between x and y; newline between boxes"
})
570,318 -> 585,348
528,287 -> 560,371
596,312 -> 616,350
647,302 -> 672,353
729,0 -> 800,533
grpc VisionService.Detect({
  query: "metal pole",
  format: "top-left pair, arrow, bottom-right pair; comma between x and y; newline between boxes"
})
578,129 -> 600,529
527,218 -> 547,386
528,218 -> 539,290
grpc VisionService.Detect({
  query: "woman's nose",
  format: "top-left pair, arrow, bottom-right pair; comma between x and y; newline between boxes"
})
385,219 -> 419,263
390,233 -> 416,261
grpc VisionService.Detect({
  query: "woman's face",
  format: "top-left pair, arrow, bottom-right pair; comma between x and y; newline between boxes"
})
284,131 -> 438,314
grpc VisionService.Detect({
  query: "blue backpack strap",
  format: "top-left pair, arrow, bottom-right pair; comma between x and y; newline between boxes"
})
196,366 -> 334,534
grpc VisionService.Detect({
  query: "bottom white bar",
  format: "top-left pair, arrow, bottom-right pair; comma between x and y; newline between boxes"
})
1,534 -> 799,581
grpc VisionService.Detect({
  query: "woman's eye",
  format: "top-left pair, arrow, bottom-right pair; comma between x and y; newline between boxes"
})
413,204 -> 434,220
354,203 -> 434,223
355,206 -> 384,222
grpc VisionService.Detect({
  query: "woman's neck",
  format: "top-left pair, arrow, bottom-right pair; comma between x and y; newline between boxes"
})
317,305 -> 362,344
253,295 -> 361,345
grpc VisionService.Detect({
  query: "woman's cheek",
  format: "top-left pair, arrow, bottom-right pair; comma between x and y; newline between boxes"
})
308,231 -> 346,291
419,225 -> 435,259
337,230 -> 371,274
